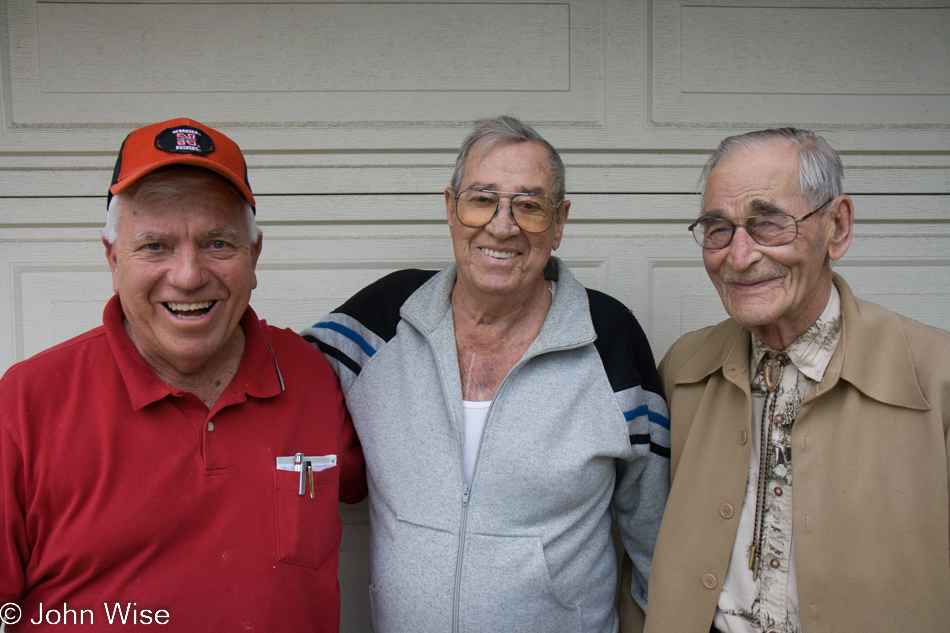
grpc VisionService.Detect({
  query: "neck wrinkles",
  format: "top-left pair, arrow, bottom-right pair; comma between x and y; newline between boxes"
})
749,270 -> 834,350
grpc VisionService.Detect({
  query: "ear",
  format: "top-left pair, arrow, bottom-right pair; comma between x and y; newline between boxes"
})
103,237 -> 121,294
249,233 -> 263,290
826,195 -> 854,261
551,200 -> 570,251
444,187 -> 456,226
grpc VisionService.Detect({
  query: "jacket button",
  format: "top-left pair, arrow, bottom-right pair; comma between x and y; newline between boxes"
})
774,413 -> 785,425
738,430 -> 748,445
773,486 -> 783,496
769,558 -> 780,569
720,503 -> 734,519
702,574 -> 717,589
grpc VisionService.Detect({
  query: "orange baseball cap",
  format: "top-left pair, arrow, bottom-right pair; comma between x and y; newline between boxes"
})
108,117 -> 256,211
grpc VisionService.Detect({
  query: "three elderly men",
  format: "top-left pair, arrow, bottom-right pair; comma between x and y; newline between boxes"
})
0,118 -> 365,631
3,118 -> 946,633
642,128 -> 950,632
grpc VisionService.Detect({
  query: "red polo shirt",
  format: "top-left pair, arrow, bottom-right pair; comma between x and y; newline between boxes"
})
0,295 -> 366,631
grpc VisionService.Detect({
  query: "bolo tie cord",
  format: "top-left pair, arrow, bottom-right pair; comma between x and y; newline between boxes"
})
749,352 -> 789,580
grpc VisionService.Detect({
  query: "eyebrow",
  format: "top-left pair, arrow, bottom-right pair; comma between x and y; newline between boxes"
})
130,231 -> 166,243
468,183 -> 548,196
696,210 -> 724,223
699,198 -> 787,222
748,198 -> 786,215
205,226 -> 242,239
129,226 -> 242,243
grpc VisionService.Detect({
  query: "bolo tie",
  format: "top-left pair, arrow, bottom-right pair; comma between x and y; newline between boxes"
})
749,351 -> 790,580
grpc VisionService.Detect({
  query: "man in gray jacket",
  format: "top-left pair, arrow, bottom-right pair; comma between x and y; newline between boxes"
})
305,116 -> 670,632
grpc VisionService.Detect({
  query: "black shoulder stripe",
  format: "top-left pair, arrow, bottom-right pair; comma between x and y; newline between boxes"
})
586,288 -> 663,396
302,334 -> 362,376
630,433 -> 671,458
333,269 -> 438,343
318,341 -> 361,376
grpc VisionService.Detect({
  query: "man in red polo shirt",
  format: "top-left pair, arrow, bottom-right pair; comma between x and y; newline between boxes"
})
0,119 -> 366,632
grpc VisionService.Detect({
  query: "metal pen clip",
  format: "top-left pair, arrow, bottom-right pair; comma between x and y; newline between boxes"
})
299,461 -> 312,498
295,452 -> 305,495
307,462 -> 314,500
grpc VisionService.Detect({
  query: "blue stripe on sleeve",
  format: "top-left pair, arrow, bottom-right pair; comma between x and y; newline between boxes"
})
314,322 -> 377,358
624,405 -> 671,430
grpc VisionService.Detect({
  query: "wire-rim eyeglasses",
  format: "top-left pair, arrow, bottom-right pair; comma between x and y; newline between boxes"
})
688,197 -> 835,250
453,188 -> 562,234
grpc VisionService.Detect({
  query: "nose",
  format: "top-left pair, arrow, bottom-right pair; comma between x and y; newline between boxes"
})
724,224 -> 761,271
167,246 -> 207,290
484,198 -> 520,238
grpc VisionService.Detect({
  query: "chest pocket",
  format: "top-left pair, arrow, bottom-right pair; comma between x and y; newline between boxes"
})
274,466 -> 341,569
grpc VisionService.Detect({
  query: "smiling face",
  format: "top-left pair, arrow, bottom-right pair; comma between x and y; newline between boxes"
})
104,173 -> 262,377
445,140 -> 569,302
701,140 -> 852,349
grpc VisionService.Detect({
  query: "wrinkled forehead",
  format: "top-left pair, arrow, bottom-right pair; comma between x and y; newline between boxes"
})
463,139 -> 555,192
703,142 -> 803,215
116,174 -> 251,235
121,166 -> 246,207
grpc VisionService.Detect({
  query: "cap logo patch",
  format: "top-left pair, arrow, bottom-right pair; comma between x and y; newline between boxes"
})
154,126 -> 215,156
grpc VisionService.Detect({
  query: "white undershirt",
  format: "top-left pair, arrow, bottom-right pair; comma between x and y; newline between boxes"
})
459,280 -> 557,485
461,400 -> 491,484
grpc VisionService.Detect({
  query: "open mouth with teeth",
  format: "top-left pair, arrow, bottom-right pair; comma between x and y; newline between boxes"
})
480,247 -> 518,260
164,300 -> 215,318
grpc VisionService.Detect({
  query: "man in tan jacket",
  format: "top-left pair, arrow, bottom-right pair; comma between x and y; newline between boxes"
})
629,128 -> 949,633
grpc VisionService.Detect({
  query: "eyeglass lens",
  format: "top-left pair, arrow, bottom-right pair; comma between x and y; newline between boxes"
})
455,189 -> 555,233
693,215 -> 800,249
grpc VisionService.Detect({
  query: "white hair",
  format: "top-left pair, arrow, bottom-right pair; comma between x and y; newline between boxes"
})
102,166 -> 260,245
451,116 -> 566,205
698,127 -> 843,212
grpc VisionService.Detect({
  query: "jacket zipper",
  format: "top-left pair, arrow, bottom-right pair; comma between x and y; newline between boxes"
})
451,382 -> 501,633
449,338 -> 591,633
404,312 -> 593,633
401,314 -> 475,633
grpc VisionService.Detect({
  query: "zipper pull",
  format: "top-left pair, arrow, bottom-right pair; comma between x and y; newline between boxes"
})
462,484 -> 470,506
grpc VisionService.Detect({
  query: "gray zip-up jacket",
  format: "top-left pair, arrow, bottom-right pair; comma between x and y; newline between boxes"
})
303,258 -> 670,633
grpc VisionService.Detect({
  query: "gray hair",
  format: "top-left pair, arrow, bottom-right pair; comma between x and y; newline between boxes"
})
103,166 -> 260,245
450,116 -> 566,205
699,128 -> 843,211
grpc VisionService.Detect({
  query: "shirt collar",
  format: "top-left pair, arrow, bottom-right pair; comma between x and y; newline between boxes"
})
103,295 -> 283,411
751,284 -> 843,383
670,274 -> 931,412
400,256 -> 597,352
